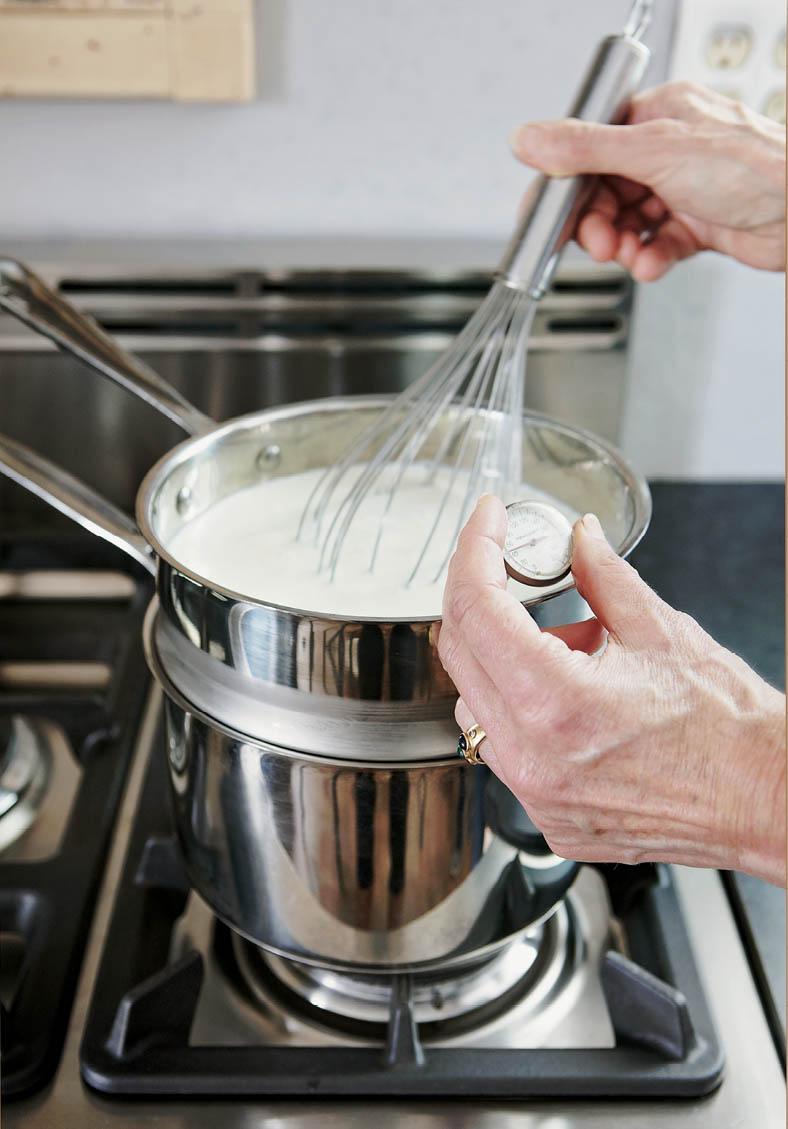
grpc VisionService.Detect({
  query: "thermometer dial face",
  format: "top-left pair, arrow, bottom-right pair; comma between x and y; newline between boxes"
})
503,501 -> 575,587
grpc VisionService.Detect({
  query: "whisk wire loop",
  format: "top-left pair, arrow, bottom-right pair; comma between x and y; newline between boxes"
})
298,280 -> 540,588
300,283 -> 523,581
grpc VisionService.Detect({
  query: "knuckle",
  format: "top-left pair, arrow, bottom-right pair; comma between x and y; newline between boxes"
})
638,601 -> 693,653
654,79 -> 705,114
436,626 -> 461,676
519,769 -> 554,809
517,749 -> 574,809
444,580 -> 495,636
568,121 -> 607,166
638,117 -> 672,140
671,607 -> 701,636
669,78 -> 703,101
638,117 -> 689,151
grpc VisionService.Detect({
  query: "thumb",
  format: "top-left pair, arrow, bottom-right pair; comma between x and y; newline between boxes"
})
570,513 -> 669,649
509,118 -> 668,186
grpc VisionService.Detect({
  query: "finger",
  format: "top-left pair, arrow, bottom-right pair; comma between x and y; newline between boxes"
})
441,496 -> 570,697
630,233 -> 688,281
587,182 -> 621,220
438,618 -> 510,742
631,242 -> 681,282
603,176 -> 652,208
628,80 -> 710,126
438,496 -> 522,753
629,213 -> 702,280
448,492 -> 509,589
616,194 -> 668,235
570,514 -> 675,650
543,617 -> 607,655
509,118 -> 680,189
455,696 -> 476,731
442,494 -> 537,637
576,211 -> 619,261
442,495 -> 540,636
454,696 -> 503,772
640,194 -> 669,223
616,230 -> 641,270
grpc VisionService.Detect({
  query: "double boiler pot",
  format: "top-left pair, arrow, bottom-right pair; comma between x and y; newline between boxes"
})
0,260 -> 651,971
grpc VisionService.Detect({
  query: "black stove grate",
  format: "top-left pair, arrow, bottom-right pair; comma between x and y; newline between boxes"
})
80,729 -> 724,1099
0,532 -> 153,1099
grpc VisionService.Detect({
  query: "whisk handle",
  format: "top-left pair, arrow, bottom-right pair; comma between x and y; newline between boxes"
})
496,33 -> 650,299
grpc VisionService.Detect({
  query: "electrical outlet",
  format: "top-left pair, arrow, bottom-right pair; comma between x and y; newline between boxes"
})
762,88 -> 785,121
705,24 -> 753,69
671,0 -> 786,123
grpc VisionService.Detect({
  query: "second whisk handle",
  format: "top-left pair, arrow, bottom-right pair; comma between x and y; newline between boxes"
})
496,33 -> 651,299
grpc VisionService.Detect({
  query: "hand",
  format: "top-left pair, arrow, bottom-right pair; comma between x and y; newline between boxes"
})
438,495 -> 786,885
509,81 -> 786,280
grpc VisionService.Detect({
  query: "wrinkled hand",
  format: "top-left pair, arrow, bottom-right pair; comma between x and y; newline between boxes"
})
438,496 -> 786,885
509,81 -> 786,280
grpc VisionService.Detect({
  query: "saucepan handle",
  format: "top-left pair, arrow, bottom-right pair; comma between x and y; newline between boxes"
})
0,258 -> 214,437
0,432 -> 156,575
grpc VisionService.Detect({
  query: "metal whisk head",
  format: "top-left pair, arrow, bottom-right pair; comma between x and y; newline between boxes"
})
298,7 -> 652,592
297,281 -> 537,588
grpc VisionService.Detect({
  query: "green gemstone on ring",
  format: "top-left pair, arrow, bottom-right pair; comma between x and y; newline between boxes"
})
457,733 -> 468,758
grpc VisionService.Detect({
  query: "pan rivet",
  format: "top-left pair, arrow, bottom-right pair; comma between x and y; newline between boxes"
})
176,486 -> 193,515
256,444 -> 281,472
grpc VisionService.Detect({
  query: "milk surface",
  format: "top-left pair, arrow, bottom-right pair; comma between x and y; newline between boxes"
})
169,465 -> 578,619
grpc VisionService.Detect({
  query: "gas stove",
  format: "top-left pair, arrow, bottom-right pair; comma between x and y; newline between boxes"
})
0,252 -> 784,1126
77,712 -> 723,1100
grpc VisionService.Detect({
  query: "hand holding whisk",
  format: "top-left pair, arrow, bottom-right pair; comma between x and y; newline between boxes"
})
299,2 -> 652,590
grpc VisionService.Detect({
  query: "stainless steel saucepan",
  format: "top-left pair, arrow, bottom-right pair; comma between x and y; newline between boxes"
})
0,258 -> 652,969
0,259 -> 651,759
149,603 -> 585,970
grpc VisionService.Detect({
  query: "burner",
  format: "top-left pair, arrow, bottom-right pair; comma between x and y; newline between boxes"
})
229,906 -> 578,1041
0,716 -> 52,853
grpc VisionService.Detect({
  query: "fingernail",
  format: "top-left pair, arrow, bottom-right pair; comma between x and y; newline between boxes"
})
508,123 -> 529,152
581,513 -> 606,540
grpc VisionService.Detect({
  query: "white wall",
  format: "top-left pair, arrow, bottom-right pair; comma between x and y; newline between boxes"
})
0,0 -> 783,479
622,258 -> 785,479
0,0 -> 675,239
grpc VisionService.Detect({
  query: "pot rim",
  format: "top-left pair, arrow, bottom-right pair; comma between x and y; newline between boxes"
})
135,394 -> 652,626
144,598 -> 462,768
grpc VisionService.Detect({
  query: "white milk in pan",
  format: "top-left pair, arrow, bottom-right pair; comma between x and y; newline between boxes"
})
169,464 -> 580,619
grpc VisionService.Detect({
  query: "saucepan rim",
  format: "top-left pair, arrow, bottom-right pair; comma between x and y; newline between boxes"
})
136,394 -> 653,626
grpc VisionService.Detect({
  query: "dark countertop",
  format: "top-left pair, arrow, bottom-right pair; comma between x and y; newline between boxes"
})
629,482 -> 784,693
628,481 -> 785,1062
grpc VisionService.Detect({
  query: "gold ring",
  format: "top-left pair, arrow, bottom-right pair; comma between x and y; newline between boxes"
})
457,723 -> 486,765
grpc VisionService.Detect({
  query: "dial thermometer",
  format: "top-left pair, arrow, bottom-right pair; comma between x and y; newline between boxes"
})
503,501 -> 575,587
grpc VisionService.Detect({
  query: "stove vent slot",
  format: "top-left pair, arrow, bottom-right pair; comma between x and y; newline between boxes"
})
60,278 -> 238,296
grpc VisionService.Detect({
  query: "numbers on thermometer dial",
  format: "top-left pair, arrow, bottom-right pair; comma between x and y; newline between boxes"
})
503,501 -> 575,587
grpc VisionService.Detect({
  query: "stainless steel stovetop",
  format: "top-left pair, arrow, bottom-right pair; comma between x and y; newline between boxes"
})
0,246 -> 785,1127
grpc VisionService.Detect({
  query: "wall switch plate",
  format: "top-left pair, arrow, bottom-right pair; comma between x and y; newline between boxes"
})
670,0 -> 786,122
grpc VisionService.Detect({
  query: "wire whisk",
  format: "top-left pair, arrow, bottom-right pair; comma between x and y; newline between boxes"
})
298,4 -> 652,590
298,282 -> 536,586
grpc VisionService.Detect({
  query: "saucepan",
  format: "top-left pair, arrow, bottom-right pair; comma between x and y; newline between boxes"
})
0,258 -> 651,969
0,260 -> 651,756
